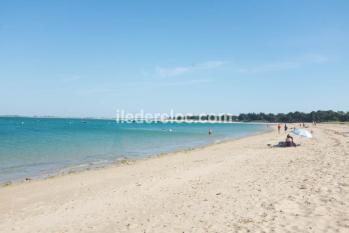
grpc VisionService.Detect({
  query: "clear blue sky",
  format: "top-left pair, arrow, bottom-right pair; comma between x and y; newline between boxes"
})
1,0 -> 348,117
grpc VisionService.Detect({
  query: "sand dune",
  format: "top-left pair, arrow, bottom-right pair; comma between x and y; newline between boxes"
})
1,124 -> 349,233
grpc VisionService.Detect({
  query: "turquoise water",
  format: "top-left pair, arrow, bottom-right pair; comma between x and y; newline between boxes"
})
0,117 -> 267,183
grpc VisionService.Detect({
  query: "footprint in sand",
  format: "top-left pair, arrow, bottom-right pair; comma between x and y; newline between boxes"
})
274,199 -> 303,216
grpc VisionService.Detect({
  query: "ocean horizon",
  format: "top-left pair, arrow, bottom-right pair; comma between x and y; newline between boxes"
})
0,117 -> 268,184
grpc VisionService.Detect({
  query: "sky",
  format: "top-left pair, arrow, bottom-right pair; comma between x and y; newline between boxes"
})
0,0 -> 348,118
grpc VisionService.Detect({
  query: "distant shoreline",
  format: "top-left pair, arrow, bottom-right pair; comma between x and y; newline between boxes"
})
1,109 -> 348,123
0,115 -> 275,124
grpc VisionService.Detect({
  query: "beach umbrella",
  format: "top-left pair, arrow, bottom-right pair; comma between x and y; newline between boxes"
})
291,128 -> 312,138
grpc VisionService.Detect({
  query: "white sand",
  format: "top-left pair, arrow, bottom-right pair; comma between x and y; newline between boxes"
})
0,124 -> 349,233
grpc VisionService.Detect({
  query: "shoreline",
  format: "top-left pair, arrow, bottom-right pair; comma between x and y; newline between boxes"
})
1,123 -> 348,232
1,127 -> 272,187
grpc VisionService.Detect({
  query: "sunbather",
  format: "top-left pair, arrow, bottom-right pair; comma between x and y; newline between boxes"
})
285,134 -> 296,147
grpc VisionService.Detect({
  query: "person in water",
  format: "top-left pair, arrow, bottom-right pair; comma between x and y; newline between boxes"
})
208,128 -> 212,135
285,134 -> 296,147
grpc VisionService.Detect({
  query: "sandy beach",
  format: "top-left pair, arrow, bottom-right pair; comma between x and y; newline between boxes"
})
0,124 -> 348,233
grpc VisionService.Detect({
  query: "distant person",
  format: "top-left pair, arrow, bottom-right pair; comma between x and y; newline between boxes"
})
284,124 -> 288,132
285,134 -> 296,147
208,128 -> 212,135
277,124 -> 281,134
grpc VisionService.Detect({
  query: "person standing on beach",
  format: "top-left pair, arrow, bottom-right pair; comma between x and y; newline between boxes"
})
277,124 -> 281,134
284,124 -> 288,132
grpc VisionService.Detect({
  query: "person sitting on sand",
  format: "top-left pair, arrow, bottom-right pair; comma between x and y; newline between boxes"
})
285,134 -> 296,147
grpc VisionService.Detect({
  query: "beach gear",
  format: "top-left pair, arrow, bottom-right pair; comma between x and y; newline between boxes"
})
291,128 -> 312,138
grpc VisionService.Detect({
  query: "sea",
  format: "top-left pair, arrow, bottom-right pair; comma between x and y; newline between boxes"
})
0,117 -> 268,184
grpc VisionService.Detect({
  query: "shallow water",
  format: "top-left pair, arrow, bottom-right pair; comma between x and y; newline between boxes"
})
0,117 -> 268,183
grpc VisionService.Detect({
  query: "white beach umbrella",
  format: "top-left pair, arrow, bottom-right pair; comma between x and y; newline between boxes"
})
291,128 -> 312,138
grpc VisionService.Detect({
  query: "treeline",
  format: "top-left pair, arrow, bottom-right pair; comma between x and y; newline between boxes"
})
173,110 -> 349,123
